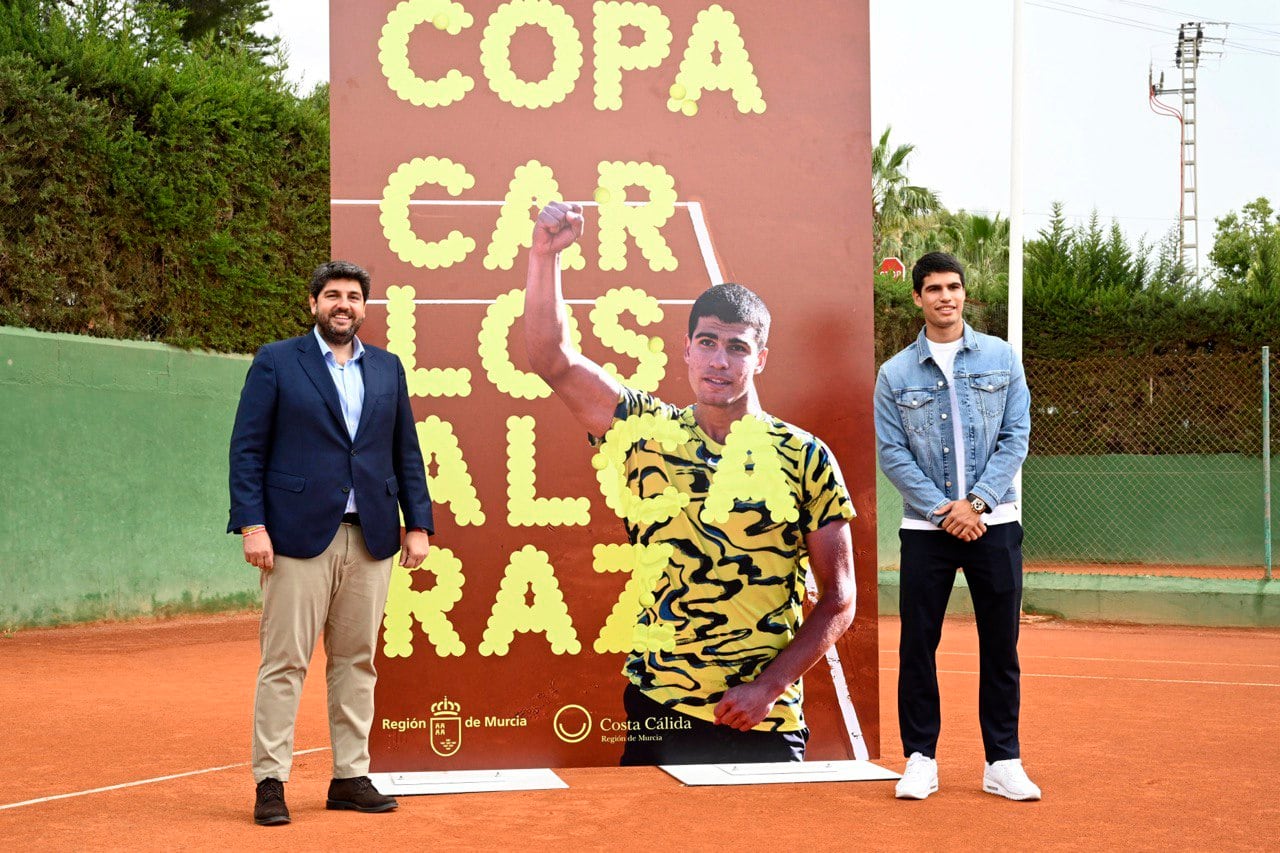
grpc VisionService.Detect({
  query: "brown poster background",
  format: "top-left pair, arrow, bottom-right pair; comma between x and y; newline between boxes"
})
330,0 -> 877,770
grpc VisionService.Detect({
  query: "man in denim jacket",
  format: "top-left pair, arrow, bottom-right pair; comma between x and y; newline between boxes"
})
874,252 -> 1040,802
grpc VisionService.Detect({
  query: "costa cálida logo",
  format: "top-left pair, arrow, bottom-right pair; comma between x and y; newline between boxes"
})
430,696 -> 462,757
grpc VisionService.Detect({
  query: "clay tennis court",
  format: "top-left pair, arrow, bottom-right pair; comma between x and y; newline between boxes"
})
2,613 -> 1276,850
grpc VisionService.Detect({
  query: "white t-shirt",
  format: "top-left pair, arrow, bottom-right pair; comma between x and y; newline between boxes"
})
900,337 -> 1019,531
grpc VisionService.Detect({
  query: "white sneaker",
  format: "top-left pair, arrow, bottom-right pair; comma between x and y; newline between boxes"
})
983,758 -> 1042,801
895,752 -> 939,800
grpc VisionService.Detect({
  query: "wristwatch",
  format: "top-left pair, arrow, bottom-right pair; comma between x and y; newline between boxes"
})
967,494 -> 990,514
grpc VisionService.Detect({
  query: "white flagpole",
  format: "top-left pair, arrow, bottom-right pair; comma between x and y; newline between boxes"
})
1010,0 -> 1025,512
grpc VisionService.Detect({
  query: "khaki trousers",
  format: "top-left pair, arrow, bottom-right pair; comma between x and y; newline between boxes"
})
252,523 -> 392,782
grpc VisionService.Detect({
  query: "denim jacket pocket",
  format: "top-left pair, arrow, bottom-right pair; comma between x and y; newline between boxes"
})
968,371 -> 1011,426
894,389 -> 936,435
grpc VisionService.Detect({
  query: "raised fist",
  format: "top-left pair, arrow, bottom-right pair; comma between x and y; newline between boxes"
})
532,200 -> 585,255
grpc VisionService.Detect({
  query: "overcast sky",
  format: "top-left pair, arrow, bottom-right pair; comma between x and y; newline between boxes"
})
259,0 -> 1280,263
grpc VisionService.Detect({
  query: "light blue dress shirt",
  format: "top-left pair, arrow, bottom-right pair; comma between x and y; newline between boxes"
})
313,326 -> 365,514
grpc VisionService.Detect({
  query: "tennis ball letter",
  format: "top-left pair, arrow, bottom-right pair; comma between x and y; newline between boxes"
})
382,548 -> 468,658
506,415 -> 591,526
479,546 -> 582,655
591,543 -> 676,653
386,285 -> 472,397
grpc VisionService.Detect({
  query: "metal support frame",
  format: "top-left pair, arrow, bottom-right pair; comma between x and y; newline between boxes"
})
1150,22 -> 1224,275
1264,346 -> 1272,581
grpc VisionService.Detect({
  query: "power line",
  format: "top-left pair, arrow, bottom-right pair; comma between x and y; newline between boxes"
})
1114,0 -> 1280,38
963,208 -> 1181,223
1027,0 -> 1173,35
1029,1 -> 1280,58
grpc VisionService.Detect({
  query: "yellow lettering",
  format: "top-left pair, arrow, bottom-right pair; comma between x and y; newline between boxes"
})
480,0 -> 583,109
379,0 -> 476,107
381,156 -> 477,269
667,4 -> 766,117
506,415 -> 591,526
478,289 -> 581,399
591,543 -> 675,653
592,1 -> 673,111
701,416 -> 798,524
479,545 -> 582,655
592,411 -> 690,523
418,415 -> 486,526
382,547 -> 467,658
590,286 -> 667,392
596,161 -> 677,272
483,160 -> 585,272
386,285 -> 472,397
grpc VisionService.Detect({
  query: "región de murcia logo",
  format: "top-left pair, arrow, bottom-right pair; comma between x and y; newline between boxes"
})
430,697 -> 462,757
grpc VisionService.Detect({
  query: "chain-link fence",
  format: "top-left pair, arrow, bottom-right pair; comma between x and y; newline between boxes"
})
1023,350 -> 1276,572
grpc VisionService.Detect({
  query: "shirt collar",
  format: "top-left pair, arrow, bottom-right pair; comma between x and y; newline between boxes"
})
313,326 -> 365,365
914,322 -> 979,364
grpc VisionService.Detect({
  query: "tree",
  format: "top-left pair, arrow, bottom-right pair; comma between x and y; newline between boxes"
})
158,0 -> 275,55
1208,197 -> 1279,287
20,1 -> 276,56
871,126 -> 940,261
935,210 -> 1009,288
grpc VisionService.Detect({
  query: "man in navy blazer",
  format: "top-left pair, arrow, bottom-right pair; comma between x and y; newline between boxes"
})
228,260 -> 432,826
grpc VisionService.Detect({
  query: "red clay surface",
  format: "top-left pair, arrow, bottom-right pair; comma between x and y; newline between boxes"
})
2,612 -> 1277,850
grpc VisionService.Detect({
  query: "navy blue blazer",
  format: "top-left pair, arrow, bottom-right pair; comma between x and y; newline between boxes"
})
227,332 -> 433,560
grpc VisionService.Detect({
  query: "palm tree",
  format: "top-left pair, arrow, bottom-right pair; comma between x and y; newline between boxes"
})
942,211 -> 1009,286
872,126 -> 941,260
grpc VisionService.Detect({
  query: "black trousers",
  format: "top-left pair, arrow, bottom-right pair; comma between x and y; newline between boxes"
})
618,683 -> 808,766
898,522 -> 1024,763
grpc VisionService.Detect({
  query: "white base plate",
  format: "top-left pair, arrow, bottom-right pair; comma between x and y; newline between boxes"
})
369,769 -> 567,795
660,759 -> 899,787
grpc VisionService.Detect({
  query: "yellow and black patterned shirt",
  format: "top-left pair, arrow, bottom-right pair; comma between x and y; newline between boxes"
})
598,388 -> 854,732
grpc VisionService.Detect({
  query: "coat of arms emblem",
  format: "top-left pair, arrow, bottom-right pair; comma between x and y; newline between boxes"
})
430,697 -> 462,757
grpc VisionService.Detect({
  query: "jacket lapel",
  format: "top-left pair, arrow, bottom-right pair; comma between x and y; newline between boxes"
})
297,333 -> 346,433
353,348 -> 383,441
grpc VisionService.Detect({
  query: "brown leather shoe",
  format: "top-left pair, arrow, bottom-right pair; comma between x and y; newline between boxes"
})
326,776 -> 397,813
254,778 -> 290,825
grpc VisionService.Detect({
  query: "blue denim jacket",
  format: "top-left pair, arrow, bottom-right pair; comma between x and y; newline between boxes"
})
874,324 -> 1030,524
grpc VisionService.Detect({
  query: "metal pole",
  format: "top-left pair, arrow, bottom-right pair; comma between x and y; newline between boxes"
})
1264,346 -> 1272,581
1008,0 -> 1024,359
1010,0 -> 1025,512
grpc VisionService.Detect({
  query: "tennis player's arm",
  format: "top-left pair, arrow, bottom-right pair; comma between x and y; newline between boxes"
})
525,201 -> 621,439
713,519 -> 856,731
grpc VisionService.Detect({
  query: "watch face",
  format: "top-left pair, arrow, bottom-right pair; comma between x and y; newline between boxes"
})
971,497 -> 987,513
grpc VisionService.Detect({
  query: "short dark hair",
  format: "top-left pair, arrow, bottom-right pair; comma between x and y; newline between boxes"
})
309,260 -> 371,300
911,252 -> 966,294
687,283 -> 771,348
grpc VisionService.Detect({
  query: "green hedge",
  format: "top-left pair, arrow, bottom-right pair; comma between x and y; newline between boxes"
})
0,1 -> 327,353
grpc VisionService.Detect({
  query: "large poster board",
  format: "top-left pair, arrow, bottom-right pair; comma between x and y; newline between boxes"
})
330,0 -> 878,770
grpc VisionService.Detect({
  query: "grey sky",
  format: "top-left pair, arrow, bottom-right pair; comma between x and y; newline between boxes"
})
261,0 -> 1280,263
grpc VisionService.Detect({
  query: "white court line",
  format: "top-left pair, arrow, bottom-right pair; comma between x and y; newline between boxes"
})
337,197 -> 725,289
880,667 -> 1280,688
880,649 -> 1280,669
0,747 -> 330,812
805,572 -> 868,760
684,201 -> 723,284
